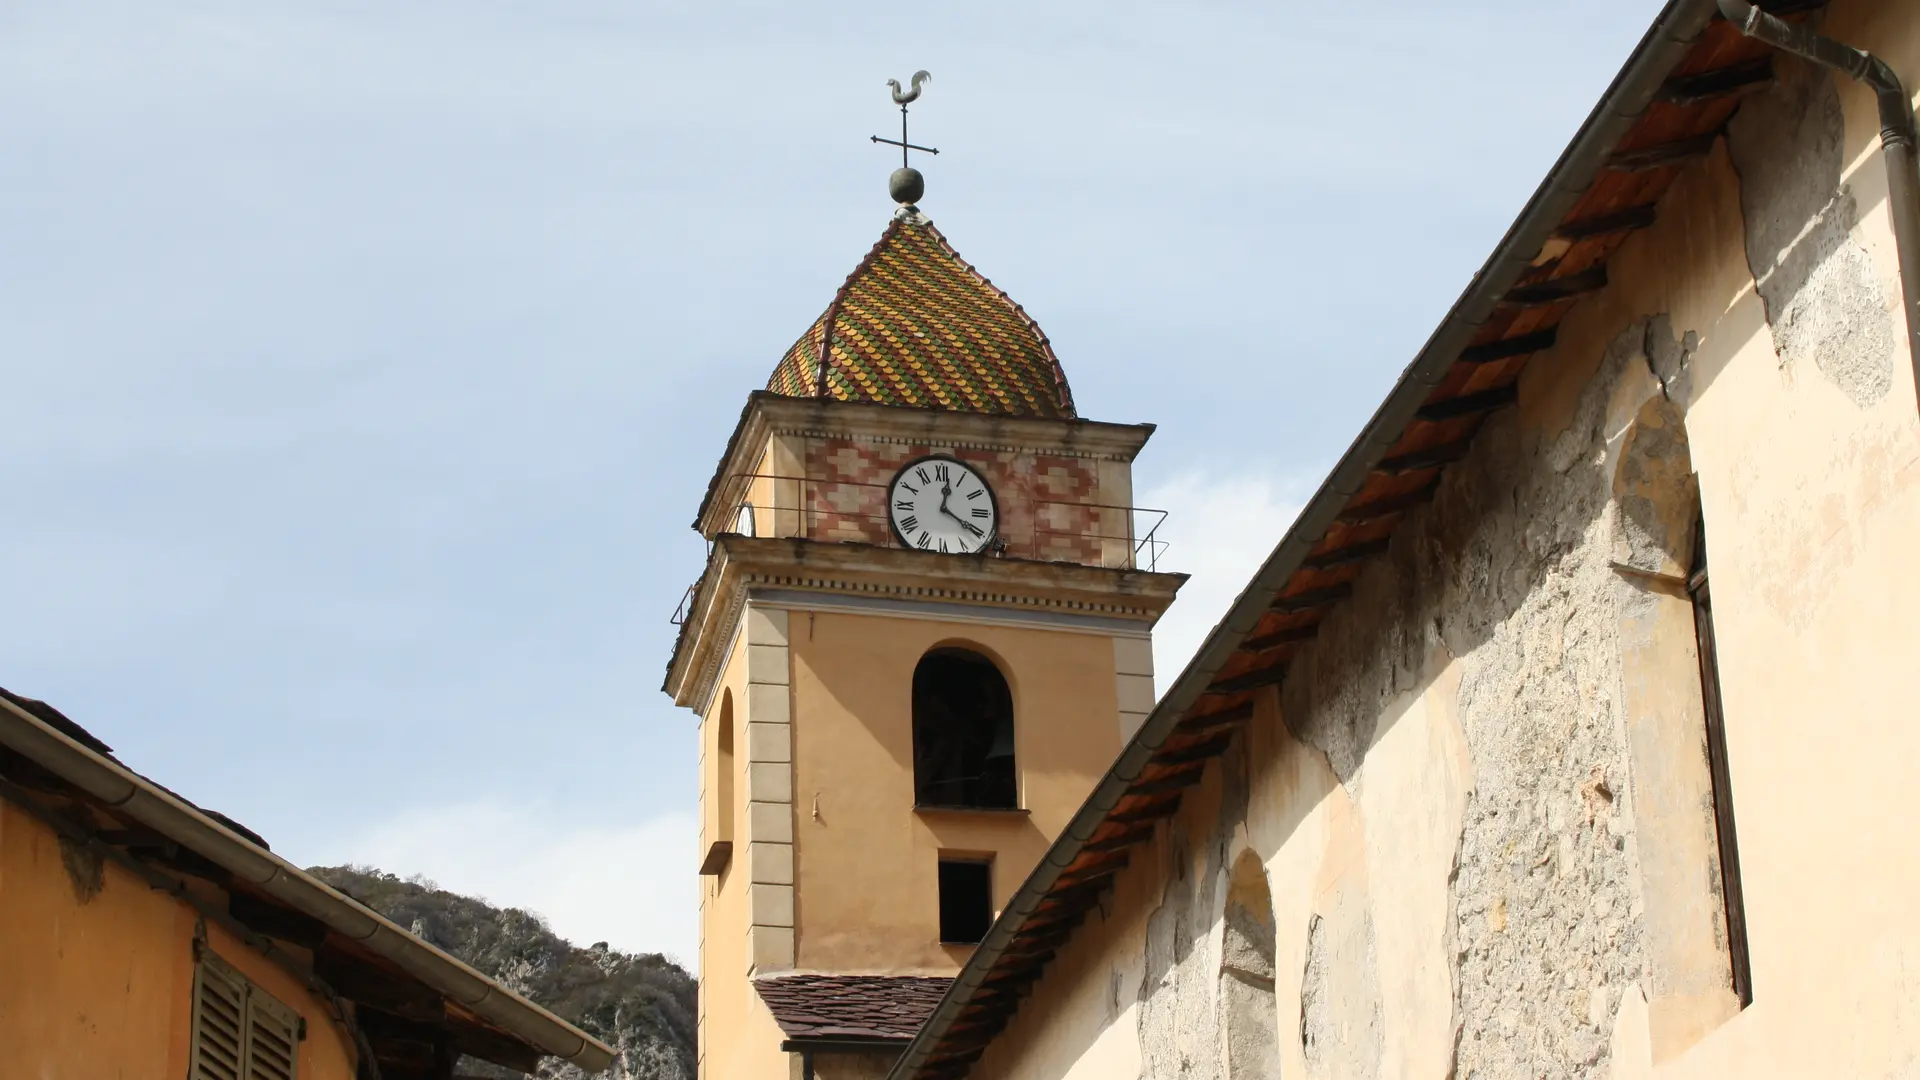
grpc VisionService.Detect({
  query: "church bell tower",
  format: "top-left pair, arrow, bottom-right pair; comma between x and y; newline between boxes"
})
663,80 -> 1184,1080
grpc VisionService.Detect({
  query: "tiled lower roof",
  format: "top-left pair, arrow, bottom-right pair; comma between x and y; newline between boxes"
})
755,974 -> 954,1043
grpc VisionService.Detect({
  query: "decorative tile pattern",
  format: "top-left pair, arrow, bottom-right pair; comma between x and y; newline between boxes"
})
766,216 -> 1076,418
754,974 -> 954,1042
802,437 -> 1108,565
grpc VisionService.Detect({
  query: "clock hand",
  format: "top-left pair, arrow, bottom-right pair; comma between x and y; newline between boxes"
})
932,479 -> 985,542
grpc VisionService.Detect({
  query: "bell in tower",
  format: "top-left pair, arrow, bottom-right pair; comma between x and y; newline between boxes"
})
662,74 -> 1185,1080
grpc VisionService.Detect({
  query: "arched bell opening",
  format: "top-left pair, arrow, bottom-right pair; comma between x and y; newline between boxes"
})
912,647 -> 1017,809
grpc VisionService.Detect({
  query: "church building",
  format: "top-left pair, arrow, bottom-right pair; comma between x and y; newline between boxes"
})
874,1 -> 1920,1077
673,1 -> 1920,1077
661,146 -> 1186,1077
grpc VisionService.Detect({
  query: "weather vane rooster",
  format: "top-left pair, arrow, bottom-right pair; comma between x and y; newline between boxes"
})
887,70 -> 931,105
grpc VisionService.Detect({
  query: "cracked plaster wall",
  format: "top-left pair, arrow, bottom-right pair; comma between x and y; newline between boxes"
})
976,324 -> 1725,1080
1282,324 -> 1655,1080
1727,48 -> 1897,409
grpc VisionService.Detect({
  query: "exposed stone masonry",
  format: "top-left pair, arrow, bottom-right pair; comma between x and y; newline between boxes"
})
1284,330 -> 1657,1078
1125,326 -> 1679,1079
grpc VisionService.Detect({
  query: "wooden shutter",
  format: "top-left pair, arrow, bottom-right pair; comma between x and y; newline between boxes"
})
245,985 -> 301,1080
190,955 -> 249,1080
192,951 -> 301,1080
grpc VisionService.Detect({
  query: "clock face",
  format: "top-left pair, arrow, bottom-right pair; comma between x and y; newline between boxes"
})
888,455 -> 997,554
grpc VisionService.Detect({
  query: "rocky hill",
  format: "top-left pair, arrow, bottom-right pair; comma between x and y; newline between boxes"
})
309,866 -> 695,1080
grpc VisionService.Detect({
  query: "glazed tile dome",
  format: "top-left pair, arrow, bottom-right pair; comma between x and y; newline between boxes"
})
766,211 -> 1076,418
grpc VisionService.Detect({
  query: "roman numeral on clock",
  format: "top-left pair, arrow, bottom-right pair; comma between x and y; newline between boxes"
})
898,515 -> 919,533
971,507 -> 988,518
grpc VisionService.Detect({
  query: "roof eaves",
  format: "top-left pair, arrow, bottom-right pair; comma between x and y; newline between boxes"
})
884,1 -> 1722,1076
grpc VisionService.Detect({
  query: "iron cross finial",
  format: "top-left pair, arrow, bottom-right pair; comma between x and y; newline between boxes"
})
871,71 -> 938,205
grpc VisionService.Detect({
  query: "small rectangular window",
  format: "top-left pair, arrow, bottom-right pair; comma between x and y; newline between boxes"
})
938,858 -> 994,944
191,950 -> 301,1080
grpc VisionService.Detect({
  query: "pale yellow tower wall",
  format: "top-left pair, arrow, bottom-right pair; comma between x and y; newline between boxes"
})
785,607 -> 1132,973
697,633 -> 795,1080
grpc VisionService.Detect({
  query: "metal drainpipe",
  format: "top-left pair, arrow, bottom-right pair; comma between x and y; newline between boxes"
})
1717,0 -> 1920,418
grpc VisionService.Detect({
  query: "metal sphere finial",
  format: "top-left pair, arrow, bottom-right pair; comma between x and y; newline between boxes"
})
890,167 -> 925,205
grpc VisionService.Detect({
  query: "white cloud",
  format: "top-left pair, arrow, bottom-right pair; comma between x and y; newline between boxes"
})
305,800 -> 698,969
1140,468 -> 1318,689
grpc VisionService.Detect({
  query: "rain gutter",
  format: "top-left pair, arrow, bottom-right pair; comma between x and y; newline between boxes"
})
0,694 -> 617,1074
884,0 -> 1722,1075
1716,0 -> 1920,419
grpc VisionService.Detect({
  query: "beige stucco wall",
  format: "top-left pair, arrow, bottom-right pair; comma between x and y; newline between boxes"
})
0,801 -> 360,1080
965,2 -> 1920,1077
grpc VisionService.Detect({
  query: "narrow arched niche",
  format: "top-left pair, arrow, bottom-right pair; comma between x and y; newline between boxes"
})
717,689 -> 735,842
700,688 -> 736,878
912,647 -> 1017,809
1609,392 -> 1750,1057
1219,850 -> 1280,1079
1613,395 -> 1699,578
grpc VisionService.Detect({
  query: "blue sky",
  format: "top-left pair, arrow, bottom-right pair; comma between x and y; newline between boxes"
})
0,1 -> 1664,963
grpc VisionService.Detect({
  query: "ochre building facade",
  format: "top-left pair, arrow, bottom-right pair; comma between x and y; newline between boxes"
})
0,689 -> 613,1080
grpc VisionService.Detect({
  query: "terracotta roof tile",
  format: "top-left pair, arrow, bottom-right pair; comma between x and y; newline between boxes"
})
755,974 -> 953,1042
766,212 -> 1075,418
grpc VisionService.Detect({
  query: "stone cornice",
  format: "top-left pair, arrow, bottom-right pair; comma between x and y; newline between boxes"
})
663,536 -> 1186,711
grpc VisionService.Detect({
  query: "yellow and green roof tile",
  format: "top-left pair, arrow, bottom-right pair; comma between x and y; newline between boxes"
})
765,215 -> 1076,419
